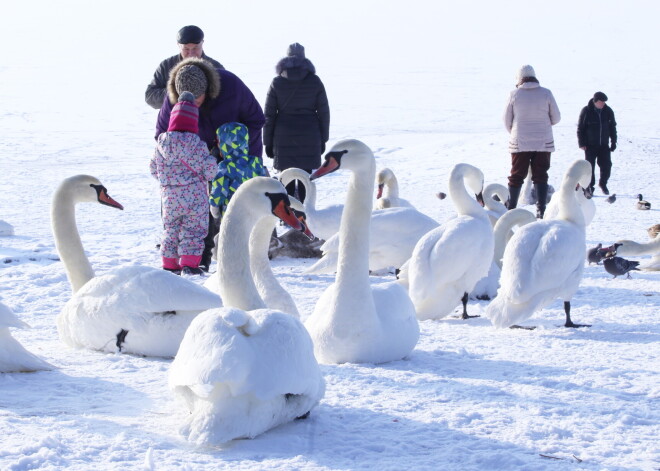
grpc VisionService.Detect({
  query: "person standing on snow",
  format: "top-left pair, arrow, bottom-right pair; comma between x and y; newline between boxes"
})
577,91 -> 617,195
145,25 -> 224,110
503,64 -> 561,218
263,42 -> 330,203
150,92 -> 217,275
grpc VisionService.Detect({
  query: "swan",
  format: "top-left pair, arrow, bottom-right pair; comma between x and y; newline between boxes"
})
470,208 -> 536,300
545,185 -> 595,225
374,167 -> 414,210
483,183 -> 509,226
169,177 -> 324,445
303,140 -> 419,364
520,165 -> 555,206
1,301 -> 53,373
400,163 -> 493,319
613,231 -> 660,271
53,175 -> 222,357
278,168 -> 344,241
486,160 -> 593,329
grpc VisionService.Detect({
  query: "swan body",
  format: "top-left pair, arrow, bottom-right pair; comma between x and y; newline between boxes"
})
402,164 -> 493,319
53,175 -> 222,357
614,233 -> 660,271
374,167 -> 414,210
545,186 -> 595,225
170,177 -> 324,445
304,139 -> 419,364
486,160 -> 593,328
470,208 -> 536,300
520,165 -> 555,205
279,168 -> 344,241
483,183 -> 509,226
1,301 -> 53,373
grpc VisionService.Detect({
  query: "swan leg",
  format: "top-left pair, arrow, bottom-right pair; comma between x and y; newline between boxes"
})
460,292 -> 480,319
116,329 -> 129,351
563,301 -> 590,328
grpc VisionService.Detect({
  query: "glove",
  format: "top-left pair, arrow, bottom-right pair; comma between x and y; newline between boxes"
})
265,145 -> 274,158
610,142 -> 617,152
321,142 -> 326,154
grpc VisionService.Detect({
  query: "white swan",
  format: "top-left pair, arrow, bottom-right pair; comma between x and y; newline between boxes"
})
169,177 -> 324,445
303,139 -> 420,364
520,165 -> 555,206
613,232 -> 660,271
53,175 -> 222,357
483,183 -> 509,226
1,301 -> 53,373
401,163 -> 493,319
486,160 -> 593,328
545,185 -> 595,225
470,208 -> 536,300
279,168 -> 344,241
374,167 -> 414,210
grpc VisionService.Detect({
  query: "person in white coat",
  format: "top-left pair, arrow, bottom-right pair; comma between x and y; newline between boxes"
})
504,65 -> 561,218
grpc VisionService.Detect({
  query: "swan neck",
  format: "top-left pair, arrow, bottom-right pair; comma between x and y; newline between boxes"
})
449,169 -> 482,216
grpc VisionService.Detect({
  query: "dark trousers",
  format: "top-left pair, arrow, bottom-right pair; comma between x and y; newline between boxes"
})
584,145 -> 612,188
284,168 -> 313,203
508,152 -> 551,187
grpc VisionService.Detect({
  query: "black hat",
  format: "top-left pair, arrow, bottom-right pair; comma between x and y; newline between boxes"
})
287,43 -> 305,58
593,91 -> 608,102
177,25 -> 204,44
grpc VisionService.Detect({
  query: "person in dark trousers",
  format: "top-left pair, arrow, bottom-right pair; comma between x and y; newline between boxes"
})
577,91 -> 617,195
263,43 -> 330,203
145,25 -> 224,110
155,57 -> 265,271
503,65 -> 561,218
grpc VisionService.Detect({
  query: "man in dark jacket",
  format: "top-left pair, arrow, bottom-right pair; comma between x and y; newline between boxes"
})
264,43 -> 330,202
155,57 -> 265,271
577,91 -> 617,195
145,25 -> 224,110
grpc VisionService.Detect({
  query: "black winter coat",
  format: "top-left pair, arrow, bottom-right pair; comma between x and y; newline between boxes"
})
263,56 -> 330,171
577,100 -> 617,147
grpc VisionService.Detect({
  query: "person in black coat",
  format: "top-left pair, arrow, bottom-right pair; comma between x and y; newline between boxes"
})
263,43 -> 330,202
577,91 -> 617,195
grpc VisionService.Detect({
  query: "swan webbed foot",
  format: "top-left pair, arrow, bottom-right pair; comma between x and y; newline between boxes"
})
510,324 -> 536,330
461,313 -> 481,320
564,321 -> 591,328
459,292 -> 479,319
116,329 -> 129,351
563,301 -> 590,328
295,411 -> 311,420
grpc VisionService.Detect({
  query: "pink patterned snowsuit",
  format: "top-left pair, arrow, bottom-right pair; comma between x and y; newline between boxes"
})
150,131 -> 217,259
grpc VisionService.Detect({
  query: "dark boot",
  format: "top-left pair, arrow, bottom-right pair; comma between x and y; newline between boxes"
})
507,185 -> 521,210
534,183 -> 548,219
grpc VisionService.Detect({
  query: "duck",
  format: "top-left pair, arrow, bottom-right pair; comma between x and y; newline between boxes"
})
612,228 -> 660,271
53,175 -> 222,358
636,194 -> 651,210
545,184 -> 596,225
304,139 -> 420,364
470,208 -> 536,300
278,167 -> 344,241
400,163 -> 493,319
169,177 -> 324,445
1,301 -> 53,373
602,245 -> 641,278
374,167 -> 415,210
482,183 -> 509,226
486,160 -> 593,329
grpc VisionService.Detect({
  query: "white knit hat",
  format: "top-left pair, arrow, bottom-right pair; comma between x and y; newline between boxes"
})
516,65 -> 536,83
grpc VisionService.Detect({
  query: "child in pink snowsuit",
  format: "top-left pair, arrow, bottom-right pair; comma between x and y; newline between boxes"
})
150,91 -> 217,274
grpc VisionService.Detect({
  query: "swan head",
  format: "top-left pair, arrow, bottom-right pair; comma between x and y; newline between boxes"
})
55,175 -> 124,210
236,177 -> 306,234
375,168 -> 395,199
564,160 -> 592,190
289,196 -> 315,240
450,163 -> 485,200
310,139 -> 373,180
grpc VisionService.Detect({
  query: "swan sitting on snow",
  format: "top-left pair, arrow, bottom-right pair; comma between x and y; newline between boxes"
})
400,163 -> 493,320
1,301 -> 53,373
486,160 -> 593,329
304,139 -> 419,364
53,175 -> 222,357
279,168 -> 344,241
170,177 -> 324,445
374,167 -> 415,210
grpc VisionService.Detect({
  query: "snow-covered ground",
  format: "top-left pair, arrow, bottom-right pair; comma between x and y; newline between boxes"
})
1,1 -> 658,470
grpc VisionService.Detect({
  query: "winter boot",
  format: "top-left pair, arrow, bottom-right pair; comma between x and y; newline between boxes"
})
599,181 -> 610,195
162,257 -> 181,275
180,255 -> 204,275
507,185 -> 522,210
534,183 -> 548,219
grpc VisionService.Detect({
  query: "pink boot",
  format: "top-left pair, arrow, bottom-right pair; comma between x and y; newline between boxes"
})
162,257 -> 181,275
179,255 -> 204,275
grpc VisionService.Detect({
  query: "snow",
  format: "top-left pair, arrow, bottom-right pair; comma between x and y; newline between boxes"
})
1,0 -> 659,469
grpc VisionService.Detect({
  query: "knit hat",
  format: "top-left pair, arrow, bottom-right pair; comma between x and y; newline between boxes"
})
175,64 -> 208,98
593,91 -> 608,102
168,92 -> 199,133
177,25 -> 204,44
516,64 -> 536,83
287,42 -> 305,58
217,122 -> 249,159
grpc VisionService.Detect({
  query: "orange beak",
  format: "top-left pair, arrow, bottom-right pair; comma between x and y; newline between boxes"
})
272,199 -> 303,231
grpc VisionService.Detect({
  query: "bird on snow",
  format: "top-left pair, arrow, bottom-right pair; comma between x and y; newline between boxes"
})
636,194 -> 651,210
603,245 -> 641,278
587,243 -> 611,265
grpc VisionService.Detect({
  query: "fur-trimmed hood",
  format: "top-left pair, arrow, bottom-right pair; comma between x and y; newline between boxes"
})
167,57 -> 221,105
275,56 -> 316,80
